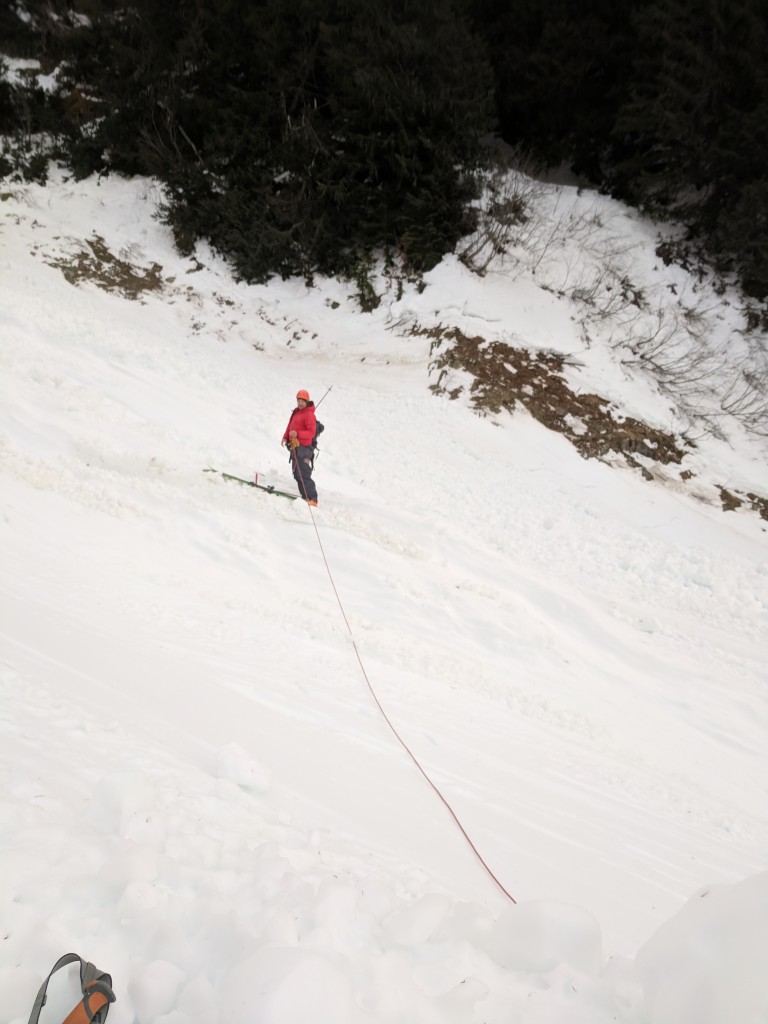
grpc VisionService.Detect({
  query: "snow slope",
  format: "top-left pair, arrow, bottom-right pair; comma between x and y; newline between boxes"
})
1,171 -> 767,1024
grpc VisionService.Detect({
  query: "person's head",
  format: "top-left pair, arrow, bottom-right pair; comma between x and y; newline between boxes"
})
296,389 -> 310,407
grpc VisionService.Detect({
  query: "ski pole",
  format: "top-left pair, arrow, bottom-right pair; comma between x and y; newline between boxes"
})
314,385 -> 333,409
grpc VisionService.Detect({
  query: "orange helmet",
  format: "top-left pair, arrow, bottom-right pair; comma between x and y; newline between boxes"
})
296,389 -> 310,401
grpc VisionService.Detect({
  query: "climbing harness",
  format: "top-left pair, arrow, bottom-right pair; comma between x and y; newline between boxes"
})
27,953 -> 115,1024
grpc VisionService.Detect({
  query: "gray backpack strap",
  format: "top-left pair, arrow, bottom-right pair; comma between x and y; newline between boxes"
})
27,953 -> 115,1024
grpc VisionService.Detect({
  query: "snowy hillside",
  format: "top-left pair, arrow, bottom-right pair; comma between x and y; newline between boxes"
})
1,169 -> 767,1024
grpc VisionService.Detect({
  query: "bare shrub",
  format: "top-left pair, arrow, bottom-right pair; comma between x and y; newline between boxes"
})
719,367 -> 768,437
618,301 -> 768,441
457,158 -> 768,445
457,158 -> 546,275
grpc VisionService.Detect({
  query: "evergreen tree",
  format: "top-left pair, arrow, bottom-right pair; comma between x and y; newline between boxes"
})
60,0 -> 493,281
0,60 -> 14,178
613,0 -> 768,296
470,0 -> 640,180
0,2 -> 78,181
471,0 -> 768,300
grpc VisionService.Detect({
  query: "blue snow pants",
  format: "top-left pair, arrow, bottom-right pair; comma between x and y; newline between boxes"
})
290,445 -> 318,502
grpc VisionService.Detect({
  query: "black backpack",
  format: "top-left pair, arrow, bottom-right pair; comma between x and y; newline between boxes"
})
312,420 -> 324,452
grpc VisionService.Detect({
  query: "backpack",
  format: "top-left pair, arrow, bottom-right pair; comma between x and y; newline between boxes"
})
312,420 -> 324,451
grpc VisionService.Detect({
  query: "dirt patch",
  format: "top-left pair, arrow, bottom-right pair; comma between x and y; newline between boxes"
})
44,235 -> 164,300
422,324 -> 768,520
717,487 -> 768,521
422,325 -> 689,477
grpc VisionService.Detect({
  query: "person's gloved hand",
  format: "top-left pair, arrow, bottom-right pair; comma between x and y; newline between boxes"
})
288,436 -> 300,450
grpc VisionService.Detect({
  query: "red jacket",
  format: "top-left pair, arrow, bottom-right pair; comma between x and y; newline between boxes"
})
282,402 -> 317,447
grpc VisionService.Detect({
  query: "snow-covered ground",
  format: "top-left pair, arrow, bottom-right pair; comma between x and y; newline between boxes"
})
1,170 -> 766,1024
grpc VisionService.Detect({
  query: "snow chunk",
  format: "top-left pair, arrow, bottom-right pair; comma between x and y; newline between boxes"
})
487,900 -> 603,974
0,965 -> 41,1021
218,948 -> 354,1024
89,773 -> 166,843
635,871 -> 768,1024
215,742 -> 271,793
382,892 -> 453,945
434,977 -> 489,1023
117,878 -> 170,920
176,972 -> 218,1018
128,960 -> 186,1023
98,839 -> 160,887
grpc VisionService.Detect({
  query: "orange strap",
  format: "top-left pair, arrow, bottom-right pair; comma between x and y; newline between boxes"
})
61,984 -> 111,1024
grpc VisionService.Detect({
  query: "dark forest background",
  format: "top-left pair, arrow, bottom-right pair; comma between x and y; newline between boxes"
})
1,0 -> 767,301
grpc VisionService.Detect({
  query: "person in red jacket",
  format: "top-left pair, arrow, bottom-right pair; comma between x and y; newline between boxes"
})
282,388 -> 319,506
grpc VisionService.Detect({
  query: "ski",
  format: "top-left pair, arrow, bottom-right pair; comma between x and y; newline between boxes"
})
203,467 -> 298,500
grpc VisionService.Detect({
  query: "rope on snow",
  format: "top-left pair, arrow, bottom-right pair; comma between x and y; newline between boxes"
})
298,480 -> 516,905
